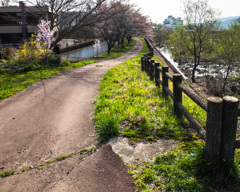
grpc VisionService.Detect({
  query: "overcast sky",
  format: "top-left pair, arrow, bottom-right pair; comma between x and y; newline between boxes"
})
129,0 -> 240,23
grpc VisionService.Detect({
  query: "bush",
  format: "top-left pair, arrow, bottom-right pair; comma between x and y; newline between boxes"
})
0,68 -> 6,74
21,61 -> 41,72
59,60 -> 71,67
1,46 -> 15,61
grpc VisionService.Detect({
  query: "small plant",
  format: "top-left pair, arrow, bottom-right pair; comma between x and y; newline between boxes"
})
96,114 -> 120,143
59,60 -> 71,67
0,170 -> 15,178
1,46 -> 15,61
34,164 -> 46,170
21,61 -> 41,72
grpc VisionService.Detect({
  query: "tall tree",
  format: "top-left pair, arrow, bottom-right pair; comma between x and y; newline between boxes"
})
168,0 -> 220,83
217,22 -> 240,93
95,0 -> 152,53
28,0 -> 107,48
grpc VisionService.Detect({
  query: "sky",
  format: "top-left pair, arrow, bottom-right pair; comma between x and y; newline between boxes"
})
129,0 -> 240,24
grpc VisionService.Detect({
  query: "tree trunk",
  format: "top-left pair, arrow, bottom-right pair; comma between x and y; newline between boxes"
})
222,64 -> 231,94
192,64 -> 197,83
121,37 -> 124,48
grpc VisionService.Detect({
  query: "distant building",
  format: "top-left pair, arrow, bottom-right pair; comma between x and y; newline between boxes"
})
162,16 -> 183,30
0,1 -> 54,46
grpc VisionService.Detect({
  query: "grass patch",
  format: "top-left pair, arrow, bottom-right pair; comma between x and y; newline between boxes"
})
0,60 -> 97,100
94,38 -> 196,143
34,164 -> 46,170
129,142 -> 240,191
0,170 -> 15,178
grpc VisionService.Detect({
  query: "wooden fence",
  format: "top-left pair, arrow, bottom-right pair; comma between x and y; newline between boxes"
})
141,48 -> 240,167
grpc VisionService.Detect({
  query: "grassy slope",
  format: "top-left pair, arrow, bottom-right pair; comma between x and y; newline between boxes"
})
94,39 -> 240,191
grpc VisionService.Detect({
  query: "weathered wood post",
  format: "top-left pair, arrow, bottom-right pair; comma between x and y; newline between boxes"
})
142,57 -> 146,71
146,57 -> 150,75
155,63 -> 160,87
173,74 -> 182,118
150,60 -> 155,81
162,67 -> 169,97
205,97 -> 223,164
141,57 -> 144,71
220,96 -> 239,167
148,58 -> 151,76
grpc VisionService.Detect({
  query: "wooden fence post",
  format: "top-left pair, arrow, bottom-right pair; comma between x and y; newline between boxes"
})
162,67 -> 168,97
142,57 -> 146,71
173,74 -> 182,118
155,63 -> 160,87
220,96 -> 239,167
141,57 -> 144,71
146,57 -> 150,75
148,58 -> 151,76
205,97 -> 223,164
150,60 -> 155,81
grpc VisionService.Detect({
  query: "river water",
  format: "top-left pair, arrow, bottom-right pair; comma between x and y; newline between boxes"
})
157,47 -> 239,78
62,41 -> 108,58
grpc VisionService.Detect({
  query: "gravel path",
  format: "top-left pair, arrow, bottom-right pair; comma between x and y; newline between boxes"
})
0,38 -> 143,191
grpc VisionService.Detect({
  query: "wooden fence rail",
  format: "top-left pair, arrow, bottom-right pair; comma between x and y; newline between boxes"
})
141,48 -> 240,168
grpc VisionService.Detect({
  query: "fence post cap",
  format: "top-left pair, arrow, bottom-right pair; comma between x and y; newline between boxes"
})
207,96 -> 223,103
173,73 -> 182,77
223,96 -> 239,103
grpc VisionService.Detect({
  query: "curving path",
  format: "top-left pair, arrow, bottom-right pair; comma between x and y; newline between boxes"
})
0,38 -> 143,191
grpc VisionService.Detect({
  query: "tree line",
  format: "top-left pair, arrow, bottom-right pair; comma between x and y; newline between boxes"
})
26,0 -> 152,53
153,0 -> 240,95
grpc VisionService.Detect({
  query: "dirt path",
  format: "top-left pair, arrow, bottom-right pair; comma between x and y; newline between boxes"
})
0,38 -> 143,191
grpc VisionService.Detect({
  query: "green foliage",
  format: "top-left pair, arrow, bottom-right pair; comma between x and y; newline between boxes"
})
34,164 -> 46,170
191,147 -> 240,191
94,39 -> 196,142
56,153 -> 73,161
59,60 -> 71,67
1,35 -> 55,65
0,170 -> 15,178
21,61 -> 41,72
0,68 -> 6,74
131,145 -> 203,191
1,46 -> 15,61
129,141 -> 240,191
96,114 -> 120,143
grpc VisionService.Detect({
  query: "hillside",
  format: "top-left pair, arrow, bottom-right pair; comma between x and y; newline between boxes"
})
219,16 -> 240,29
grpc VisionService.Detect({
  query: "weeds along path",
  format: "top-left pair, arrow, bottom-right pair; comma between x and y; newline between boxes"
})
0,38 -> 143,191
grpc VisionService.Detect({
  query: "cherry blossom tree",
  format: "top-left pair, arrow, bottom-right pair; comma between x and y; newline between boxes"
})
36,20 -> 55,63
27,0 -> 107,48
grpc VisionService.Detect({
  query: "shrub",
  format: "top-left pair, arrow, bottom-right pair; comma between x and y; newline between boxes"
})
1,46 -> 15,61
0,68 -> 6,74
21,61 -> 41,72
14,36 -> 46,65
59,60 -> 71,67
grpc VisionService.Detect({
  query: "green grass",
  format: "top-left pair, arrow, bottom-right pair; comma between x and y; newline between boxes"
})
93,38 -> 240,191
129,142 -> 240,192
0,170 -> 15,178
0,60 -> 97,100
94,38 -> 196,143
